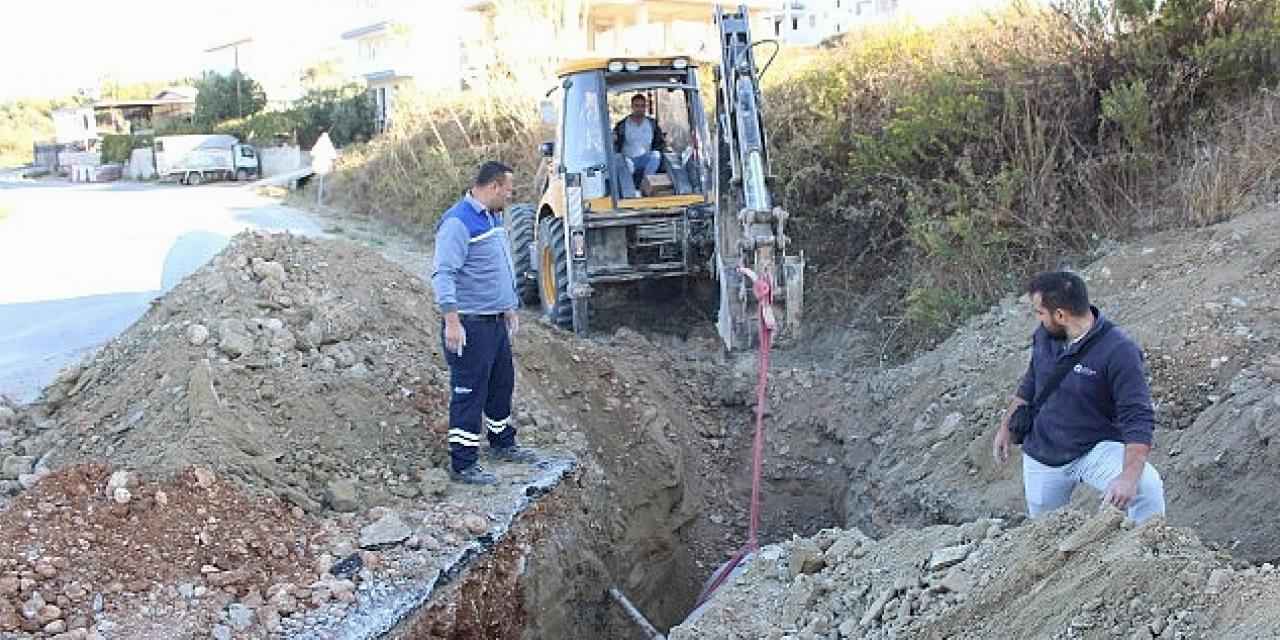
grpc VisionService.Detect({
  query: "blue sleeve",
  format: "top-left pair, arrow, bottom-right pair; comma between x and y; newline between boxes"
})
1016,358 -> 1036,403
431,217 -> 469,313
1109,340 -> 1155,445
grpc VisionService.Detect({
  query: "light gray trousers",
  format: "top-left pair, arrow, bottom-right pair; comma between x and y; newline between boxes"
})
1023,440 -> 1166,523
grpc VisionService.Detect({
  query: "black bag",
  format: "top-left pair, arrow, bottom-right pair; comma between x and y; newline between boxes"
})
1009,324 -> 1111,445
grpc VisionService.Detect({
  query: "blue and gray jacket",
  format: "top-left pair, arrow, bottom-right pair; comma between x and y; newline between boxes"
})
431,194 -> 518,315
1017,308 -> 1155,467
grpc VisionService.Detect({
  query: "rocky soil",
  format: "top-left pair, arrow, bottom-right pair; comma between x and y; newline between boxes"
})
670,508 -> 1280,640
1,197 -> 1277,639
0,227 -> 773,639
671,203 -> 1280,638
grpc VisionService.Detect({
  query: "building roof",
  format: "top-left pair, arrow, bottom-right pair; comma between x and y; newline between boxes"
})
341,21 -> 392,40
155,86 -> 198,100
93,98 -> 194,109
465,0 -> 776,19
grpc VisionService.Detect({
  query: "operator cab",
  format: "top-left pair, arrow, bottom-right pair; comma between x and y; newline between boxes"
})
550,57 -> 714,210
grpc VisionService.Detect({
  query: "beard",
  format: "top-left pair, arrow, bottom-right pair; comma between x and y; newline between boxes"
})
1043,320 -> 1068,339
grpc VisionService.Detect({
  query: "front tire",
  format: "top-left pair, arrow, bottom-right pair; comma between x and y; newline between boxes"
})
537,216 -> 572,328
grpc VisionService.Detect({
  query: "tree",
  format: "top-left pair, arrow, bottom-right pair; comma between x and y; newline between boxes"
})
195,70 -> 267,126
292,85 -> 377,148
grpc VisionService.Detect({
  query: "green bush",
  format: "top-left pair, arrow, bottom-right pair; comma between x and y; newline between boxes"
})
99,134 -> 153,165
763,0 -> 1280,353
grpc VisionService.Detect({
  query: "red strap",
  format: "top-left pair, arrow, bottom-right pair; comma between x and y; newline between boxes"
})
695,271 -> 773,608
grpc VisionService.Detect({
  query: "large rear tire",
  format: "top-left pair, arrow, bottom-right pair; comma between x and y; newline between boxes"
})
506,203 -> 539,305
537,216 -> 573,329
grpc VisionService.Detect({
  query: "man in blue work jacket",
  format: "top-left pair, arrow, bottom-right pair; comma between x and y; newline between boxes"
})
432,161 -> 537,485
993,271 -> 1166,522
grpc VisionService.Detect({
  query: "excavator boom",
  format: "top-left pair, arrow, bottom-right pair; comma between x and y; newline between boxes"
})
713,5 -> 804,351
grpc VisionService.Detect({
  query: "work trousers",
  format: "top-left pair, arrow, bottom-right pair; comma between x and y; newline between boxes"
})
442,314 -> 517,471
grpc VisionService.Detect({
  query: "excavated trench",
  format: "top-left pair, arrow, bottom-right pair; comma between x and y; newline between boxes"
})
385,299 -> 862,639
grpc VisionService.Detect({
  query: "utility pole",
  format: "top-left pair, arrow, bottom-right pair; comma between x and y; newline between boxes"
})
205,38 -> 253,119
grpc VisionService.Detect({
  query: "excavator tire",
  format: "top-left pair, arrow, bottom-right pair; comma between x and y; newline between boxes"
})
537,216 -> 573,328
506,203 -> 539,305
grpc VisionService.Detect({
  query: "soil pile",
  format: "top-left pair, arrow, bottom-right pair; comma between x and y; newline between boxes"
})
670,510 -> 1280,640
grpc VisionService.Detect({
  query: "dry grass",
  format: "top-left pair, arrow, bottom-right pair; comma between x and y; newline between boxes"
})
1172,88 -> 1280,226
324,89 -> 549,232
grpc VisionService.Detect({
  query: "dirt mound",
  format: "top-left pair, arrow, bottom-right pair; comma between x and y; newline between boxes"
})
671,510 -> 1280,639
4,231 -> 456,514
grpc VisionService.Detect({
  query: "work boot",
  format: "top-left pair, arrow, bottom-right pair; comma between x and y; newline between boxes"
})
449,464 -> 497,485
488,445 -> 538,464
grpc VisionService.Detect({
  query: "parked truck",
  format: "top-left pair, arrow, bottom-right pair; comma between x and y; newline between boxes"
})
153,134 -> 260,185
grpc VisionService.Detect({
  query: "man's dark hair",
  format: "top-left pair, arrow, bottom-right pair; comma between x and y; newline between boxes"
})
1027,271 -> 1090,316
475,161 -> 513,187
631,94 -> 647,104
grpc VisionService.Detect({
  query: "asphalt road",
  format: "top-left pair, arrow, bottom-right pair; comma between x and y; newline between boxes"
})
0,176 -> 324,403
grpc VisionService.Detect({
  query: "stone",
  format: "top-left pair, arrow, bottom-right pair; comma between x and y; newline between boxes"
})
788,539 -> 826,578
461,514 -> 489,536
1,455 -> 34,480
0,603 -> 17,632
1150,617 -> 1168,636
359,512 -> 412,549
0,576 -> 19,596
241,590 -> 264,609
258,606 -> 282,632
178,583 -> 195,599
320,343 -> 357,368
939,412 -> 964,437
271,593 -> 298,615
18,472 -> 46,490
37,604 -> 62,624
251,260 -> 287,282
269,328 -> 297,352
154,490 -> 168,507
217,319 -> 254,359
329,579 -> 355,599
192,467 -> 217,488
106,471 -> 131,493
927,545 -> 971,572
938,569 -> 974,594
43,619 -> 66,634
35,561 -> 58,579
206,569 -> 251,588
227,603 -> 253,631
212,624 -> 232,640
325,479 -> 359,513
61,583 -> 85,603
112,487 -> 131,505
1206,568 -> 1232,595
860,588 -> 895,627
187,324 -> 210,346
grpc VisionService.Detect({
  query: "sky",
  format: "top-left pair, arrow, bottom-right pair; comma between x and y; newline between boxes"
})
0,0 -> 466,101
0,0 -> 1031,102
